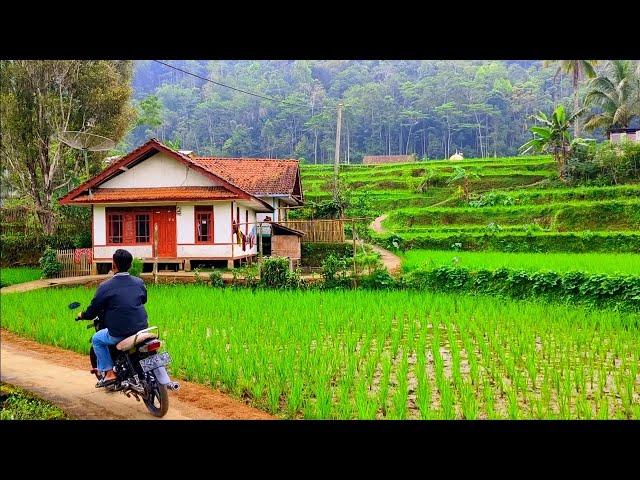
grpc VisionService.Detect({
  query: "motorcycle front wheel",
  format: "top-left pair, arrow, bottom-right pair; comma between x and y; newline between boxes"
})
143,374 -> 169,418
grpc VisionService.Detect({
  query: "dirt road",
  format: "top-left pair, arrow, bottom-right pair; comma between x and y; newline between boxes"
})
0,330 -> 273,420
370,214 -> 388,234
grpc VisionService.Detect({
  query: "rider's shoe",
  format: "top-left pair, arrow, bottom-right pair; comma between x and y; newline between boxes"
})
96,377 -> 117,388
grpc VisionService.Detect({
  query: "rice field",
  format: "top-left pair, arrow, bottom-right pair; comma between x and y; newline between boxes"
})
401,250 -> 640,275
0,267 -> 41,287
2,286 -> 638,419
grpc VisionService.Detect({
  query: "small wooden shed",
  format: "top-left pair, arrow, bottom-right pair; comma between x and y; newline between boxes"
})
270,222 -> 305,264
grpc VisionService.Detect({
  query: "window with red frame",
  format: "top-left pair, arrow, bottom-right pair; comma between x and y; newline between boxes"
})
135,213 -> 150,243
107,213 -> 124,244
195,207 -> 213,243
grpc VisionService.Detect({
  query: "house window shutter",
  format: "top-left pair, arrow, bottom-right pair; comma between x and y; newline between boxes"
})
123,212 -> 136,244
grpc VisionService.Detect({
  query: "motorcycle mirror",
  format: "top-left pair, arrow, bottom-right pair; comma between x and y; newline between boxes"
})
68,302 -> 81,310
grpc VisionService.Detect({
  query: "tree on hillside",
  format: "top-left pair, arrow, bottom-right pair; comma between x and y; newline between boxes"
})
520,105 -> 583,181
583,60 -> 640,133
0,60 -> 134,234
544,60 -> 599,137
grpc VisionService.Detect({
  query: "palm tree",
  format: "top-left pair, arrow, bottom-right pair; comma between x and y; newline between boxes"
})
520,105 -> 583,181
544,60 -> 599,137
583,60 -> 640,133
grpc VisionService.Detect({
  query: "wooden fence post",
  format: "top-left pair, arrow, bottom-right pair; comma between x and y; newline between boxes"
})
153,223 -> 159,284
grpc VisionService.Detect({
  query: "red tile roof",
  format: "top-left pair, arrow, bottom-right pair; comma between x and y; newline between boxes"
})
193,158 -> 300,196
72,187 -> 238,203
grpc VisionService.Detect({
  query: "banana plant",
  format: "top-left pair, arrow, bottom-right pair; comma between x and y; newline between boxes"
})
520,105 -> 584,181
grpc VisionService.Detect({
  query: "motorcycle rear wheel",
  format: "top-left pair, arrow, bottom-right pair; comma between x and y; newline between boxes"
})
143,377 -> 169,417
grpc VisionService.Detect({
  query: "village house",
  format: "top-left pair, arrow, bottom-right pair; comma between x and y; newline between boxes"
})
362,154 -> 417,165
607,127 -> 640,144
59,138 -> 304,273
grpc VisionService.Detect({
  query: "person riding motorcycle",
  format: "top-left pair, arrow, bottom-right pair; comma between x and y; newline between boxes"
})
76,249 -> 148,387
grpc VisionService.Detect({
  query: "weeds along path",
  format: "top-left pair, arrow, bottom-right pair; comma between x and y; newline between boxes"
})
368,244 -> 402,275
0,330 -> 273,420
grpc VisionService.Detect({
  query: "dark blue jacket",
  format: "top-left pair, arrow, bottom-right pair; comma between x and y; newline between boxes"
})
82,273 -> 149,338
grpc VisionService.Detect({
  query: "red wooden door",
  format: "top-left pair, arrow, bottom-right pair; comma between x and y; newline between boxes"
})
153,207 -> 176,258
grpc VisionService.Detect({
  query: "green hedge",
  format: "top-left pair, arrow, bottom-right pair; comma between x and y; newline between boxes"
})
402,266 -> 640,312
0,233 -> 91,267
301,243 -> 353,267
372,231 -> 640,253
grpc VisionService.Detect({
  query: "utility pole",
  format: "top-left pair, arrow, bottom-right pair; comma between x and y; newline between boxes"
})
333,102 -> 343,201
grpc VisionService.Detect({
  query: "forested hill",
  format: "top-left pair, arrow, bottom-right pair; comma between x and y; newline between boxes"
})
127,60 -> 588,163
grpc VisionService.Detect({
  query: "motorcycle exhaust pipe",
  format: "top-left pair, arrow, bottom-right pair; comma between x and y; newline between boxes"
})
165,382 -> 180,391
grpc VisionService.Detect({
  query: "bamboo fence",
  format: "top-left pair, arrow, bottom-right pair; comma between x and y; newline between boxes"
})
55,248 -> 93,278
282,219 -> 345,243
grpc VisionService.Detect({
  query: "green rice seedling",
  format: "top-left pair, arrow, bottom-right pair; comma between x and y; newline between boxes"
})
460,382 -> 478,420
2,286 -> 638,419
287,377 -> 304,417
482,380 -> 496,419
507,389 -> 520,420
576,394 -> 592,420
439,382 -> 456,420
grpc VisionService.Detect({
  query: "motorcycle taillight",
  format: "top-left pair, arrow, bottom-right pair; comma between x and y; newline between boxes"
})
139,340 -> 162,353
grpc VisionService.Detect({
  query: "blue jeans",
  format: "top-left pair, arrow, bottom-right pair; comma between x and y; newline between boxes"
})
92,328 -> 125,372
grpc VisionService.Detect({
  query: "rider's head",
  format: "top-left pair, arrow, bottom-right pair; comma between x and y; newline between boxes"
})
112,249 -> 133,273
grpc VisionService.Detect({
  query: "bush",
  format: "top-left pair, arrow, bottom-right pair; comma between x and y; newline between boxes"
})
358,267 -> 398,290
209,270 -> 224,288
1,233 -> 84,267
371,231 -> 640,254
129,258 -> 143,277
38,247 -> 61,279
260,257 -> 302,289
321,254 -> 351,289
566,140 -> 640,185
402,265 -> 640,311
301,243 -> 353,267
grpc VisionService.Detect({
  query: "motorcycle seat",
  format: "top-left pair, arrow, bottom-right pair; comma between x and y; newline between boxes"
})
116,329 -> 158,351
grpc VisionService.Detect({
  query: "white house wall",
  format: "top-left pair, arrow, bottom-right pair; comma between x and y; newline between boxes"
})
176,204 -> 195,244
101,152 -> 218,188
94,245 -> 152,259
93,206 -> 106,245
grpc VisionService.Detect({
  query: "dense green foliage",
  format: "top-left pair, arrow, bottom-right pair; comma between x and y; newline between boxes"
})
403,266 -> 639,312
0,60 -> 134,234
259,257 -> 303,289
0,233 -> 91,267
0,267 -> 41,288
566,140 -> 640,185
301,242 -> 353,267
129,60 -> 593,162
38,247 -> 61,279
3,286 -> 638,419
0,383 -> 68,420
373,231 -> 640,253
401,250 -> 640,275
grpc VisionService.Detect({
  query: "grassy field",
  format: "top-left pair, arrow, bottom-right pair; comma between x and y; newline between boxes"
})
0,383 -> 68,420
2,285 -> 638,420
401,250 -> 640,275
0,267 -> 41,287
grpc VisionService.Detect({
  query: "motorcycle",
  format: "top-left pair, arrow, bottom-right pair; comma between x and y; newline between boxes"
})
68,301 -> 179,417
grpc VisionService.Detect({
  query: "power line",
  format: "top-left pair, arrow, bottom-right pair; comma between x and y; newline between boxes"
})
153,60 -> 327,111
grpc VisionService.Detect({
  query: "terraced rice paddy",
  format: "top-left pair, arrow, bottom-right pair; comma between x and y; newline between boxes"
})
2,286 -> 638,419
401,250 -> 640,275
